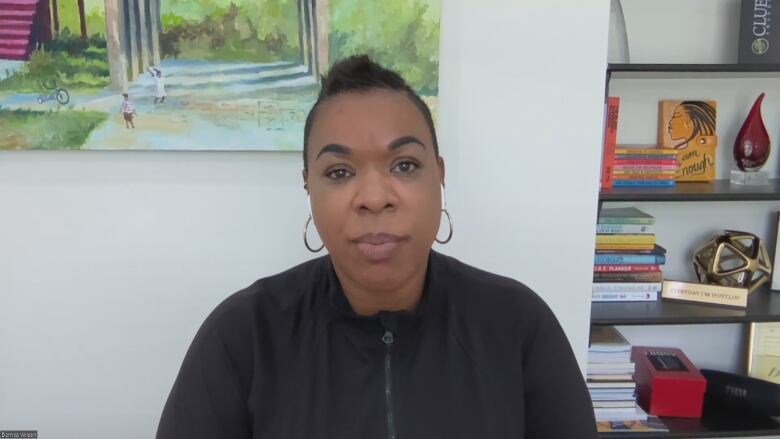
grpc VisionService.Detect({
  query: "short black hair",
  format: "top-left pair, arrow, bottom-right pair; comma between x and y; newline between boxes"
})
303,54 -> 439,170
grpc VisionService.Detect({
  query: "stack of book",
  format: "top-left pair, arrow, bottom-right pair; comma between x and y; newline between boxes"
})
593,207 -> 666,302
612,147 -> 678,188
588,326 -> 646,423
589,326 -> 668,433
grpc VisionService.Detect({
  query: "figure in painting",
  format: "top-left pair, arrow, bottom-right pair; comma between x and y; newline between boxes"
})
667,101 -> 716,149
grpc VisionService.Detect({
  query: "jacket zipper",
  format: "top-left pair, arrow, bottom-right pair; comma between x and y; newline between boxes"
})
382,329 -> 397,439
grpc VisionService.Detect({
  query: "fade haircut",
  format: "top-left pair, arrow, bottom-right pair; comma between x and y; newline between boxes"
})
302,54 -> 439,170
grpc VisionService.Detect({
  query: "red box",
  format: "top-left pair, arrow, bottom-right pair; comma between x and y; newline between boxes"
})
631,346 -> 707,418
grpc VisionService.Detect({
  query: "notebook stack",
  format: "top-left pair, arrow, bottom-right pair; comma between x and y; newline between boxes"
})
589,326 -> 669,433
612,147 -> 678,188
593,207 -> 666,303
588,326 -> 646,423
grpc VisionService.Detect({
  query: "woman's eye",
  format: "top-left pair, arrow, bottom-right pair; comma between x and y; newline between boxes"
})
392,160 -> 419,174
326,168 -> 353,181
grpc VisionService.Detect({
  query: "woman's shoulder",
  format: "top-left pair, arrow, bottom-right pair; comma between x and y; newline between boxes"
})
431,251 -> 550,316
200,256 -> 329,331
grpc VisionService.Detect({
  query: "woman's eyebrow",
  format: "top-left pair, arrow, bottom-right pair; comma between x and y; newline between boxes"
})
316,143 -> 351,160
388,135 -> 425,151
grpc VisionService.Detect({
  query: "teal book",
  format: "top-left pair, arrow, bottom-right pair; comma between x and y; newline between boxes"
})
598,207 -> 655,225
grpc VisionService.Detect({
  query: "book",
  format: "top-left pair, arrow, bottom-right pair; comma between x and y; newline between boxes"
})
593,400 -> 637,409
598,207 -> 655,225
593,272 -> 663,283
594,264 -> 661,273
596,416 -> 668,433
613,180 -> 676,187
613,166 -> 677,172
738,0 -> 780,64
593,282 -> 662,293
595,224 -> 653,234
615,158 -> 677,170
587,381 -> 636,389
594,254 -> 666,265
590,326 -> 631,351
596,245 -> 666,255
600,97 -> 620,189
613,170 -> 676,176
595,234 -> 656,245
594,405 -> 648,422
596,244 -> 656,251
592,291 -> 659,302
613,154 -> 678,160
588,373 -> 635,381
588,362 -> 635,371
615,148 -> 679,155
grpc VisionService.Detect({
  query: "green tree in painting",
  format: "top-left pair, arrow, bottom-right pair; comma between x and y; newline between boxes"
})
160,0 -> 301,62
329,0 -> 440,95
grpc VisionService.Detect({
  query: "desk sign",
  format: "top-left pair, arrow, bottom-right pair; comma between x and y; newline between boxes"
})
662,280 -> 748,308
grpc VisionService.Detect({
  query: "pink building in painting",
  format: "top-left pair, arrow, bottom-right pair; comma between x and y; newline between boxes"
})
0,0 -> 51,60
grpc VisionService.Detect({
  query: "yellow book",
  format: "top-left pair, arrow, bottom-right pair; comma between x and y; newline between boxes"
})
596,235 -> 656,245
596,244 -> 656,251
615,148 -> 678,155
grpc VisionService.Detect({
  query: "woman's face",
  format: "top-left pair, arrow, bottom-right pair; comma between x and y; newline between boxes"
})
668,106 -> 693,140
304,89 -> 444,293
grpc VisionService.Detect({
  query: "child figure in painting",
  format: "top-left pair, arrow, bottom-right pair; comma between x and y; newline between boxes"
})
120,93 -> 137,129
148,67 -> 169,105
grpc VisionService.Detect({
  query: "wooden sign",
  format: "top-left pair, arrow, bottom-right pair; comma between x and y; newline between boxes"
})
662,280 -> 748,308
658,100 -> 717,182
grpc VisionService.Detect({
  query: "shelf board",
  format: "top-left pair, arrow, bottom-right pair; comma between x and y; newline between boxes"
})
599,179 -> 780,202
600,400 -> 780,438
591,287 -> 780,326
608,63 -> 780,79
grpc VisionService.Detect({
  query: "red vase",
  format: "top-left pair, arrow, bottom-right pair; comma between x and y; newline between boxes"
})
733,93 -> 770,172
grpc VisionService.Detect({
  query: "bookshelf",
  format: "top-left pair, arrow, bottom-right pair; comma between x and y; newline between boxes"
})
596,62 -> 780,438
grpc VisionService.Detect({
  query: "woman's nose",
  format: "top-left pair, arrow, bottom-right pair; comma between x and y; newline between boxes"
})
355,171 -> 397,214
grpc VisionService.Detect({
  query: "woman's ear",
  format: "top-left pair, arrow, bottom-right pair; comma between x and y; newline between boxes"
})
302,169 -> 309,192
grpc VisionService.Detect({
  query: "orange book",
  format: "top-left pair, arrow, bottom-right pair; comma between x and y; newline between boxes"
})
600,97 -> 620,189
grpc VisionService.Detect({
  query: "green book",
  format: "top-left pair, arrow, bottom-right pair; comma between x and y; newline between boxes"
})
598,207 -> 655,225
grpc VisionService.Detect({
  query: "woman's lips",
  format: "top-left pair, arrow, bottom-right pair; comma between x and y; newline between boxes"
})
353,233 -> 405,262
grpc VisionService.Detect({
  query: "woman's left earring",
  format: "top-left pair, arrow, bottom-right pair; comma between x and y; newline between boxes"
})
303,214 -> 325,253
435,185 -> 453,244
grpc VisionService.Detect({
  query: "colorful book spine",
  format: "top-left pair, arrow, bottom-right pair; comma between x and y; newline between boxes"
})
615,148 -> 679,155
612,180 -> 676,188
596,234 -> 656,245
600,97 -> 620,190
613,154 -> 678,160
592,291 -> 659,302
593,272 -> 663,283
596,244 -> 656,251
595,224 -> 654,234
613,174 -> 676,180
594,254 -> 666,265
597,217 -> 655,226
592,282 -> 663,293
613,160 -> 678,166
594,264 -> 661,273
613,170 -> 677,175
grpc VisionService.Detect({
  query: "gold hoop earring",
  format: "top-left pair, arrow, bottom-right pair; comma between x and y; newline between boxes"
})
436,209 -> 453,244
303,214 -> 324,252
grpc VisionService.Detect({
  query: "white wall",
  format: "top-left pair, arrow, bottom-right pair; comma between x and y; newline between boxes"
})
0,1 -> 611,437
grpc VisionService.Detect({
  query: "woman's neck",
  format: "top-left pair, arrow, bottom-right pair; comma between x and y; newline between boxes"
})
333,262 -> 427,317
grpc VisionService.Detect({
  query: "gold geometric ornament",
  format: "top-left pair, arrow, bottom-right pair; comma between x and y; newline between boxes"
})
692,230 -> 772,294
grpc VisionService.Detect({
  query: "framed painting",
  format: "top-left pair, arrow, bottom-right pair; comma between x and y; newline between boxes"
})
0,0 -> 440,150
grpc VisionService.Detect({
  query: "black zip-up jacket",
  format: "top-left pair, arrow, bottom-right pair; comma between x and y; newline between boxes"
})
156,250 -> 598,438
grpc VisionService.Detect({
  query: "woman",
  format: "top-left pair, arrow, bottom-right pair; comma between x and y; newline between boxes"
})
156,55 -> 597,438
667,101 -> 716,149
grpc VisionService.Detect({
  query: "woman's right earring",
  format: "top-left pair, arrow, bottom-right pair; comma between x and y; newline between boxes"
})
303,214 -> 325,253
436,209 -> 453,244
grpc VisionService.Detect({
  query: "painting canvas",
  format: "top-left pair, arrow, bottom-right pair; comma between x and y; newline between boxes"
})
0,0 -> 440,150
657,100 -> 717,182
